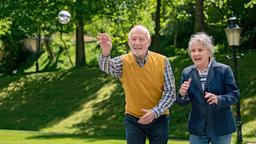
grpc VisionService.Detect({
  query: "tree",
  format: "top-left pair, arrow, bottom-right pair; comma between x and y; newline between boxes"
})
194,0 -> 205,32
75,0 -> 85,66
153,0 -> 161,50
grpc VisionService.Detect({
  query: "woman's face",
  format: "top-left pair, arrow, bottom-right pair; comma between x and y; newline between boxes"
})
189,41 -> 211,70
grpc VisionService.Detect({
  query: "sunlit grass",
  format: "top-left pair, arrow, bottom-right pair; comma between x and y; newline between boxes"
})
41,82 -> 117,134
0,129 -> 188,144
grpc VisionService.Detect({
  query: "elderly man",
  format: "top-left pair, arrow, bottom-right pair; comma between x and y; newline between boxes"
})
97,25 -> 176,144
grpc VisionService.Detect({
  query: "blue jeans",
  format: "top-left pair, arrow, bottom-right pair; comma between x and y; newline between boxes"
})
189,133 -> 232,144
124,114 -> 169,144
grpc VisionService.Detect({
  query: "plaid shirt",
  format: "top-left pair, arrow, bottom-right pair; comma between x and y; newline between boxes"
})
98,52 -> 176,118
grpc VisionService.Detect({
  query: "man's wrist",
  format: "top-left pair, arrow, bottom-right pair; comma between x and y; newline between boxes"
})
102,54 -> 110,57
151,108 -> 160,118
100,54 -> 110,59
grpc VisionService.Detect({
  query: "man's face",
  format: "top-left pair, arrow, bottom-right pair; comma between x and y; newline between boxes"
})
128,30 -> 151,59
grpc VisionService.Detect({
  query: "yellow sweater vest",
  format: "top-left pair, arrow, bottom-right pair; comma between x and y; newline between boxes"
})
120,51 -> 169,118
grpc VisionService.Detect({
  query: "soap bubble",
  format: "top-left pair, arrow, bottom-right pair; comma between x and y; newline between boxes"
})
58,10 -> 71,24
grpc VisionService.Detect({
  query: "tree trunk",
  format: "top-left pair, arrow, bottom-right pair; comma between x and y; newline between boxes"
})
60,33 -> 74,66
173,21 -> 179,48
36,33 -> 41,72
75,0 -> 85,66
194,0 -> 205,32
153,0 -> 161,50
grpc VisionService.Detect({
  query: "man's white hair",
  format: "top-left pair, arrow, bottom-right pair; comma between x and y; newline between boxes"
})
128,25 -> 151,40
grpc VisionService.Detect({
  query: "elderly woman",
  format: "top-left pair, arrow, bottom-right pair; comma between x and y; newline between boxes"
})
176,32 -> 239,144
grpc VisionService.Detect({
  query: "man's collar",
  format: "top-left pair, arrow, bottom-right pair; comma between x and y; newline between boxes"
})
133,50 -> 149,62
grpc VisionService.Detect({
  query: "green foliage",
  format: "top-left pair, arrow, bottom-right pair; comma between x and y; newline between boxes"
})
85,43 -> 101,67
0,29 -> 31,74
22,33 -> 76,72
0,0 -> 76,74
0,19 -> 11,35
0,0 -> 256,74
160,0 -> 195,48
245,0 -> 256,8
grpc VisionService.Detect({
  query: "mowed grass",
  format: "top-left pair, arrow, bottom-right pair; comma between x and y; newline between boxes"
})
0,51 -> 256,144
0,130 -> 188,144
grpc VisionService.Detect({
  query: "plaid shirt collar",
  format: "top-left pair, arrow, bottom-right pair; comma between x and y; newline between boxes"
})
133,50 -> 149,67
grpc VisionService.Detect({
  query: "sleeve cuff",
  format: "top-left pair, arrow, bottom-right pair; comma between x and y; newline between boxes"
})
100,55 -> 110,59
151,107 -> 161,118
216,96 -> 222,110
178,93 -> 188,100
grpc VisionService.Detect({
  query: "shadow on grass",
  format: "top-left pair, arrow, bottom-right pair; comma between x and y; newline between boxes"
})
0,74 -> 25,90
27,133 -> 126,141
0,67 -> 111,131
70,78 -> 126,138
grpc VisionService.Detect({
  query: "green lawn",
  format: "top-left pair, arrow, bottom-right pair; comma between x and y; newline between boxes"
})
0,129 -> 188,144
0,51 -> 255,144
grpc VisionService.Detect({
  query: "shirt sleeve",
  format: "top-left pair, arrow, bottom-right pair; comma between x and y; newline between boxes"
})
151,59 -> 176,118
98,55 -> 123,79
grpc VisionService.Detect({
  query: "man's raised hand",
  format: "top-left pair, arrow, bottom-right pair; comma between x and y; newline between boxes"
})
97,33 -> 112,56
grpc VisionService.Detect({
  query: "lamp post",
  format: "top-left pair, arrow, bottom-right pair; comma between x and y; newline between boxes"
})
225,16 -> 243,144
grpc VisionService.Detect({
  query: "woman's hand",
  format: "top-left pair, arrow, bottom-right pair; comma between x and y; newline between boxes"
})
179,78 -> 192,96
